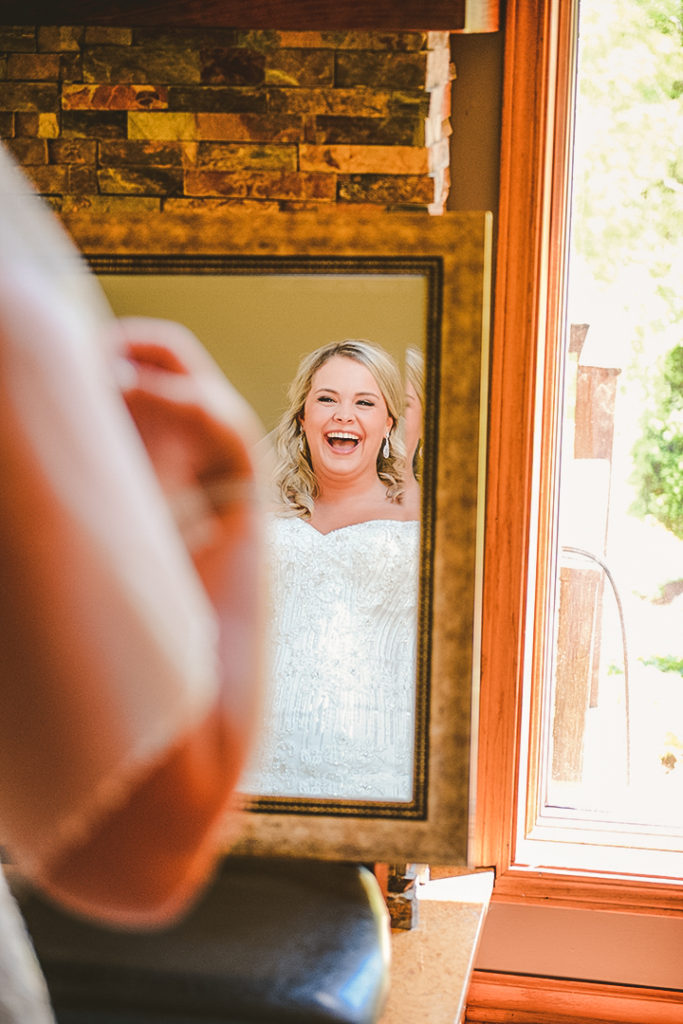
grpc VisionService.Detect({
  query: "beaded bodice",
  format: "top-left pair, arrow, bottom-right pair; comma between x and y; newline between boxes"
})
240,517 -> 419,801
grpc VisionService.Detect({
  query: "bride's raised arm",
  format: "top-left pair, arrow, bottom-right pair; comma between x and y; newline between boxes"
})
0,145 -> 264,928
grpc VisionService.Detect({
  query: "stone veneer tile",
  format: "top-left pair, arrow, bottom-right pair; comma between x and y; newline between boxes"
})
231,30 -> 280,53
14,112 -> 57,137
62,84 -> 169,111
37,113 -> 60,138
37,26 -> 83,52
370,31 -> 432,51
61,110 -> 128,138
199,48 -> 266,87
98,165 -> 184,196
182,142 -> 199,166
300,144 -> 428,175
196,141 -> 298,171
133,28 -> 244,49
61,194 -> 161,215
5,137 -> 48,164
266,87 -> 391,118
425,106 -> 448,148
99,140 -> 186,167
335,52 -> 428,91
0,83 -> 58,113
428,137 -> 451,174
265,49 -> 334,88
184,168 -> 336,201
48,138 -> 97,164
163,196 -> 281,213
430,82 -> 451,122
195,112 -> 303,143
426,47 -> 453,91
1,25 -> 448,218
429,165 -> 449,215
310,115 -> 423,147
426,31 -> 451,49
388,92 -> 431,118
337,173 -> 433,204
0,27 -> 36,52
83,47 -> 201,86
168,87 -> 267,114
67,163 -> 98,193
84,27 -> 134,46
128,112 -> 199,141
22,164 -> 68,193
275,31 -> 428,51
59,53 -> 83,81
7,53 -> 61,81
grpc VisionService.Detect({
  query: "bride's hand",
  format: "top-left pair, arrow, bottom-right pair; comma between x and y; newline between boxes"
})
113,316 -> 263,599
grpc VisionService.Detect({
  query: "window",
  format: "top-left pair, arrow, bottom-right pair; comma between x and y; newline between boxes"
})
477,0 -> 683,910
523,0 -> 683,880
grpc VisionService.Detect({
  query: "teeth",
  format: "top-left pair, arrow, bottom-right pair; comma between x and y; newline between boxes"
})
327,432 -> 360,441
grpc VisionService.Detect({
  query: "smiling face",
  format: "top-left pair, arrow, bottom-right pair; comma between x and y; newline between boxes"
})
300,355 -> 393,486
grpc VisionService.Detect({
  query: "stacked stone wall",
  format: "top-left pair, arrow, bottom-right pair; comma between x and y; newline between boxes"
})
0,25 -> 452,215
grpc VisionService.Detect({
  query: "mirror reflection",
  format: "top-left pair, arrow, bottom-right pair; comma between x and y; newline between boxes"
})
96,262 -> 432,809
240,340 -> 421,801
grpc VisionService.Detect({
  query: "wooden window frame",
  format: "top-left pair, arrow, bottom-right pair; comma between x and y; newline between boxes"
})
475,0 -> 683,914
466,972 -> 683,1024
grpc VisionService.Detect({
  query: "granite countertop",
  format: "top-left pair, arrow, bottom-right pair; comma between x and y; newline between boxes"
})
379,870 -> 494,1024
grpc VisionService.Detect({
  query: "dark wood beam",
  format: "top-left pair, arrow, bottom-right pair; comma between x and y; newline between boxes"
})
0,1 -> 499,32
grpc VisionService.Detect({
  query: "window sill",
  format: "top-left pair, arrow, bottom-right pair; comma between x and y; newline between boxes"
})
466,971 -> 683,1024
491,864 -> 683,915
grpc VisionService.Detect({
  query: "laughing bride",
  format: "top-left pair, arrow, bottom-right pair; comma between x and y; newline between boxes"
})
240,339 -> 420,802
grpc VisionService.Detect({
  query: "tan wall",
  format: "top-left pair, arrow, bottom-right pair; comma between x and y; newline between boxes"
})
99,271 -> 427,434
448,30 -> 502,215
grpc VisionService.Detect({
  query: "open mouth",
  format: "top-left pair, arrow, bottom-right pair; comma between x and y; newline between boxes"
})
325,431 -> 361,453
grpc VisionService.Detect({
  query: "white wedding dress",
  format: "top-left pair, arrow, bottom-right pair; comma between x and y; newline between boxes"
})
241,516 -> 420,802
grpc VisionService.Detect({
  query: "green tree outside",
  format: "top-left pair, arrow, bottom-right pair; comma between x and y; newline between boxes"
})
631,344 -> 683,538
571,0 -> 683,534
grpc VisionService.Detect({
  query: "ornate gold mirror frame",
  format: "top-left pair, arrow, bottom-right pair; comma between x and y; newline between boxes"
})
63,206 -> 491,864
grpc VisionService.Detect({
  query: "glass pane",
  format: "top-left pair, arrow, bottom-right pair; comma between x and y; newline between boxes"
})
546,0 -> 683,834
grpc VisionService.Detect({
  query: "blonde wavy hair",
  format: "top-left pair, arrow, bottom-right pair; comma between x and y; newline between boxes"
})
274,339 -> 407,518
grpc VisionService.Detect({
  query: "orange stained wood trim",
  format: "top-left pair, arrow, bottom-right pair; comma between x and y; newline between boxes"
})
489,869 -> 683,915
465,971 -> 683,1024
477,0 -> 683,915
1,0 -> 499,31
475,0 -> 563,873
521,0 -> 579,841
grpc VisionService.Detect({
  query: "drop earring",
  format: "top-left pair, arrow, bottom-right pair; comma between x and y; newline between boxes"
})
382,433 -> 390,459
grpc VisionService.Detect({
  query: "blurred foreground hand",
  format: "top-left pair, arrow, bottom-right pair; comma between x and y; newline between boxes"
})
0,144 -> 265,930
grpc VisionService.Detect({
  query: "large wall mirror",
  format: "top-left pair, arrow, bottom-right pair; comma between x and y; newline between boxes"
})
63,206 -> 491,864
